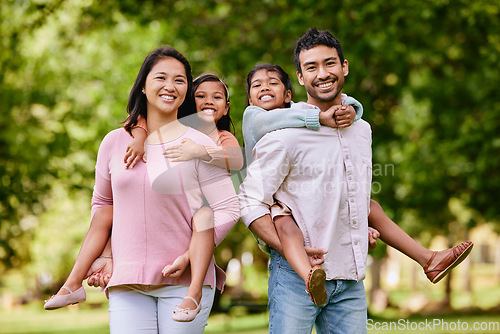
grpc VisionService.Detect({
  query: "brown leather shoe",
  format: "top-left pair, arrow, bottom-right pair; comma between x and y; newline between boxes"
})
306,265 -> 327,306
423,241 -> 473,284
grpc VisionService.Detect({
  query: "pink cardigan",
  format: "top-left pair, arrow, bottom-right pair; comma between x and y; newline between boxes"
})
91,127 -> 240,290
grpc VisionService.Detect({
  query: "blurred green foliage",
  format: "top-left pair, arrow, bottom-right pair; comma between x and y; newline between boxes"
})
1,0 -> 499,292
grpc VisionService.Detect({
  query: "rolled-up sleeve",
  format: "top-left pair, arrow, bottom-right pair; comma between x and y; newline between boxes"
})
239,134 -> 290,227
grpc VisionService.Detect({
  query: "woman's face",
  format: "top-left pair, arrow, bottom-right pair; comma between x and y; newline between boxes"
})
194,81 -> 229,124
144,57 -> 188,119
248,69 -> 291,111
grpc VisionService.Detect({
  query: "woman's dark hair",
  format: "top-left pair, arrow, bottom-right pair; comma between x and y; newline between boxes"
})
193,73 -> 235,134
124,46 -> 195,134
245,64 -> 293,108
294,28 -> 344,75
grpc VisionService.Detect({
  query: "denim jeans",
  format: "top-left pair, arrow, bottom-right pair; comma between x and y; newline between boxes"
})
268,250 -> 367,334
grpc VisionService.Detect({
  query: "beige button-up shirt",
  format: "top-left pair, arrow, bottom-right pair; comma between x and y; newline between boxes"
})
240,111 -> 372,281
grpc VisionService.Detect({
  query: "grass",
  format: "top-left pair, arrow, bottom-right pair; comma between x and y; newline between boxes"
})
2,263 -> 499,333
1,303 -> 499,334
0,302 -> 269,334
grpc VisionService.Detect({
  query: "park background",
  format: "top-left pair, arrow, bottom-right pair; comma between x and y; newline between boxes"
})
1,0 -> 499,333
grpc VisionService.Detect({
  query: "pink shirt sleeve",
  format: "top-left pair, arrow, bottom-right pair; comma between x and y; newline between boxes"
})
204,130 -> 244,171
196,159 -> 240,246
90,132 -> 114,219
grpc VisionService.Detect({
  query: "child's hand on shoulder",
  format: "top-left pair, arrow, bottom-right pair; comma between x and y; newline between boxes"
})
124,138 -> 146,169
124,126 -> 147,169
334,105 -> 356,128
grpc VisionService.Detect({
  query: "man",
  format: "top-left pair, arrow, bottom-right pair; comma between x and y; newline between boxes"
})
239,28 -> 372,333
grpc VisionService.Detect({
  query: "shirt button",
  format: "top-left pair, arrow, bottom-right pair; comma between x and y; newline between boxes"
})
353,221 -> 356,224
345,155 -> 349,159
348,177 -> 353,181
350,199 -> 355,203
354,241 -> 359,245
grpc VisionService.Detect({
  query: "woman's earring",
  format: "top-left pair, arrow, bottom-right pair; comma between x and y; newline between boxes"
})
142,88 -> 145,94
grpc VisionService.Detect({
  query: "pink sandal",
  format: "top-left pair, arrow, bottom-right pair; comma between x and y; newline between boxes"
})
44,286 -> 86,310
172,296 -> 202,322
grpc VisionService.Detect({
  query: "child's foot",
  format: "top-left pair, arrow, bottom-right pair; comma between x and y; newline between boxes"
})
172,296 -> 202,322
306,265 -> 327,307
43,286 -> 86,310
423,241 -> 473,283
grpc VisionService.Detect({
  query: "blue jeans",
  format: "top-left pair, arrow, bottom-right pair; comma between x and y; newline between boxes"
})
268,250 -> 367,334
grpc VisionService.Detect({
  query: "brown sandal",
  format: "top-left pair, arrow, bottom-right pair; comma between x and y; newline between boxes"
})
306,265 -> 327,306
423,241 -> 473,283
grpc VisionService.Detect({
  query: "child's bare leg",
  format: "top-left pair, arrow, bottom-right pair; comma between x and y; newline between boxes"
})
274,215 -> 311,282
369,199 -> 466,269
275,214 -> 327,306
56,205 -> 113,294
177,206 -> 214,311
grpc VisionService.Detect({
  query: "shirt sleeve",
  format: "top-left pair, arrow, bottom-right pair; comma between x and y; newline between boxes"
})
243,105 -> 321,147
239,134 -> 290,227
90,134 -> 114,219
342,94 -> 364,122
203,131 -> 244,171
197,162 -> 240,246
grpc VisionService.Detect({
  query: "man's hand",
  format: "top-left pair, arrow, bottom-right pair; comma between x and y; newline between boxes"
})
333,105 -> 356,128
368,227 -> 381,250
85,257 -> 113,289
304,247 -> 328,266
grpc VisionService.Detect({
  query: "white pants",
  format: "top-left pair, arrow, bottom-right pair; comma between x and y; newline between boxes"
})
109,285 -> 215,334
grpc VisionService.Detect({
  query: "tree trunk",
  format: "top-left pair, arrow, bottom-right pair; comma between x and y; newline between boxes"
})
443,269 -> 452,307
370,257 -> 382,302
495,235 -> 500,283
464,230 -> 472,294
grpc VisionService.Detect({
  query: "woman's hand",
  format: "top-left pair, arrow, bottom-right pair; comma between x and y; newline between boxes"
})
163,138 -> 208,162
162,252 -> 190,278
333,105 -> 356,128
85,256 -> 113,289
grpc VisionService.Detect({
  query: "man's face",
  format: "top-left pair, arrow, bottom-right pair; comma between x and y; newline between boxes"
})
297,45 -> 349,108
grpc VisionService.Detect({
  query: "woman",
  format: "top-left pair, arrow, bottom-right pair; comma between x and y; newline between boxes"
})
90,46 -> 239,333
